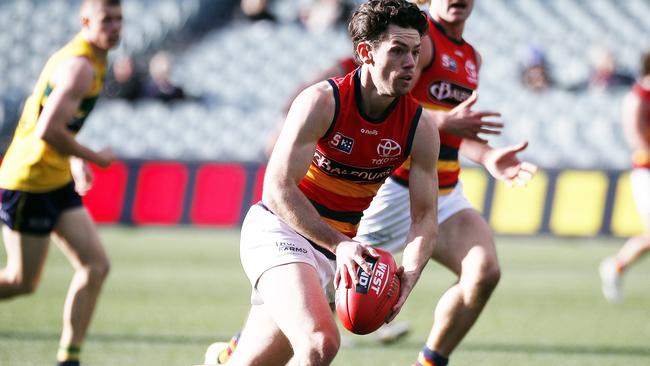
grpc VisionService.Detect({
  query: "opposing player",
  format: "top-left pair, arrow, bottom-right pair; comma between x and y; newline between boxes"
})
0,1 -> 121,365
599,52 -> 650,303
226,1 -> 440,365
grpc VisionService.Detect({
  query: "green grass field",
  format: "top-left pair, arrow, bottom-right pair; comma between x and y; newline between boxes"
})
1,227 -> 649,366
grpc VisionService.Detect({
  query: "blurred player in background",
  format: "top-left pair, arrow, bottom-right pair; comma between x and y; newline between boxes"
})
358,1 -> 536,365
208,1 -> 537,365
599,51 -> 650,303
224,1 -> 440,365
0,1 -> 120,365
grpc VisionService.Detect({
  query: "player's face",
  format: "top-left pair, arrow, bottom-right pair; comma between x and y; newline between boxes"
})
83,4 -> 123,50
370,25 -> 421,97
432,0 -> 474,24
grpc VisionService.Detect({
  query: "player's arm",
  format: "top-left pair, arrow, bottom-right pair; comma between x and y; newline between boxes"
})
263,82 -> 376,287
388,110 -> 439,321
460,139 -> 537,187
622,91 -> 650,151
35,57 -> 114,168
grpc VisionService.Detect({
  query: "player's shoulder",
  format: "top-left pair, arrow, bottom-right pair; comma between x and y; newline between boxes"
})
53,56 -> 95,93
413,108 -> 440,146
297,80 -> 337,111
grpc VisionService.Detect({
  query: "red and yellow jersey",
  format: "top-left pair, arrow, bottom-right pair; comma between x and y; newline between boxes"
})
393,16 -> 478,194
298,70 -> 422,237
632,82 -> 650,168
0,33 -> 106,192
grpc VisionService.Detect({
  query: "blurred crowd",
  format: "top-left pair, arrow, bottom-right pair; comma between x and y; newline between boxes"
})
520,44 -> 635,94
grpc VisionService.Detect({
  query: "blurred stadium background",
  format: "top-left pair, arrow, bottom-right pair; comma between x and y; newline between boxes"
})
1,0 -> 650,365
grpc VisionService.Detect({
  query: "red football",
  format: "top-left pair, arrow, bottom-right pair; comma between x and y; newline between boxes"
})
336,248 -> 401,335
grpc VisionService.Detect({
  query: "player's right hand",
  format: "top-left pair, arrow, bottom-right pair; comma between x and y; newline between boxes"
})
334,241 -> 379,290
439,91 -> 503,143
95,147 -> 116,168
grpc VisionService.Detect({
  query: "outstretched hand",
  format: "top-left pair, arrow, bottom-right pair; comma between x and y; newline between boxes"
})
438,91 -> 503,143
483,141 -> 538,187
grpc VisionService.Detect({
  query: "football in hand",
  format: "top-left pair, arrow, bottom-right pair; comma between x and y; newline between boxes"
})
335,248 -> 401,335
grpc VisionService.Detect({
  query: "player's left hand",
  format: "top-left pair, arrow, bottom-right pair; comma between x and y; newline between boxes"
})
71,157 -> 94,195
483,141 -> 538,187
385,266 -> 418,323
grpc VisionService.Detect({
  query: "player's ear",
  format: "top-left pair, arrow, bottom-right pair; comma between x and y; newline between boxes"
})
357,42 -> 374,65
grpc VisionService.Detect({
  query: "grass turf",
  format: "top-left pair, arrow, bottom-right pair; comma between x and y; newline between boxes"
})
1,227 -> 649,365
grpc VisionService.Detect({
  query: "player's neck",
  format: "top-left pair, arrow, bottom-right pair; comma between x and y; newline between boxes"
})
433,15 -> 465,41
359,69 -> 397,118
81,32 -> 109,61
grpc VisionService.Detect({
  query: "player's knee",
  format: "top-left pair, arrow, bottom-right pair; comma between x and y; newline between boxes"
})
3,273 -> 40,296
80,260 -> 110,289
462,258 -> 500,303
478,262 -> 501,292
299,330 -> 340,364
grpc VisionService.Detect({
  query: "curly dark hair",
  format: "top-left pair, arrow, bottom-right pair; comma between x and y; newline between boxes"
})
348,0 -> 427,61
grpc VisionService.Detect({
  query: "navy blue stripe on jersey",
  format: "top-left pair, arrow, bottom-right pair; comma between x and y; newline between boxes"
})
323,79 -> 341,140
404,105 -> 422,157
439,143 -> 459,161
309,199 -> 363,225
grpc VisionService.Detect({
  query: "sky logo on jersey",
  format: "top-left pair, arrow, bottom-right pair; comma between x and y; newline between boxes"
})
329,132 -> 354,154
441,54 -> 458,72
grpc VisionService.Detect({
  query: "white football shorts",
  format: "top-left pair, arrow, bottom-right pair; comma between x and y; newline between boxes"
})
355,178 -> 474,253
240,203 -> 337,305
630,168 -> 650,216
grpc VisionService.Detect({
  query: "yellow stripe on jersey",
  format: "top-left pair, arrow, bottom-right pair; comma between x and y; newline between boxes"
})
419,102 -> 452,112
322,217 -> 358,237
304,165 -> 382,198
437,160 -> 460,172
398,156 -> 411,170
0,33 -> 106,192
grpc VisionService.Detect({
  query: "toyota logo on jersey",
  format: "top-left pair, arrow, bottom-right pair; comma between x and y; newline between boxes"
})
377,139 -> 401,158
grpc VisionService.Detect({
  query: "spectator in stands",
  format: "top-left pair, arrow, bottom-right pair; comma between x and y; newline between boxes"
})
299,0 -> 346,33
520,46 -> 552,93
570,46 -> 635,92
240,0 -> 277,22
599,51 -> 650,303
104,54 -> 143,101
141,51 -> 186,102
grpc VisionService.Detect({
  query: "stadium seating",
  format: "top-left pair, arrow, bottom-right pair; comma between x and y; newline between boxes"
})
1,0 -> 650,169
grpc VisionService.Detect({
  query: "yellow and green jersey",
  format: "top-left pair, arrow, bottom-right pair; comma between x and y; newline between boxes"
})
0,33 -> 106,192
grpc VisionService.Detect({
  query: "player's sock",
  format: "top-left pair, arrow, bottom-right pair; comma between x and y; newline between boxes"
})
217,333 -> 240,364
56,361 -> 80,366
414,346 -> 448,366
56,345 -> 81,366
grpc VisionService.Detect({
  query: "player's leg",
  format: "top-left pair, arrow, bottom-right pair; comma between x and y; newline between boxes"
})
52,207 -> 110,364
600,168 -> 650,302
600,216 -> 650,302
0,226 -> 50,298
417,208 -> 500,365
224,305 -> 292,365
228,263 -> 338,366
232,203 -> 340,365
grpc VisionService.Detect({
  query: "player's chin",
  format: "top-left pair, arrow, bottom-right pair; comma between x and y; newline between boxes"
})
392,83 -> 411,97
